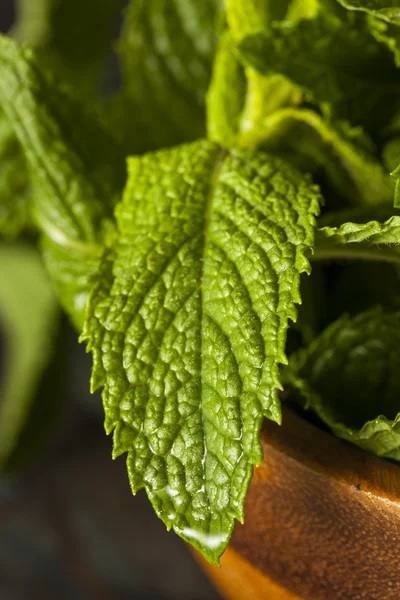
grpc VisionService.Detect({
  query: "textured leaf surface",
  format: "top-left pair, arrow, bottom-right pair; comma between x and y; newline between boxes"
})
82,140 -> 321,563
237,7 -> 400,130
0,244 -> 58,468
116,0 -> 223,153
0,35 -> 125,327
286,309 -> 400,460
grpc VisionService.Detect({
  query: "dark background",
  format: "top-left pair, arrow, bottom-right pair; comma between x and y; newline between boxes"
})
0,2 -> 221,598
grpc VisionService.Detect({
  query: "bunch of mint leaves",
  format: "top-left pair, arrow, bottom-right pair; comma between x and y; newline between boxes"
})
1,0 -> 400,565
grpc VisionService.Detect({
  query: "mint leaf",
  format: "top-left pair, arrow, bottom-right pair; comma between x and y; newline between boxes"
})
335,0 -> 400,21
315,216 -> 400,264
0,35 -> 125,327
0,243 -> 58,469
286,308 -> 400,460
206,32 -> 391,207
82,139 -> 321,563
116,0 -> 223,153
0,0 -> 124,242
237,7 -> 400,130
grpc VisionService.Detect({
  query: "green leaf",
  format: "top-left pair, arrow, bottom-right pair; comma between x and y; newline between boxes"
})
116,0 -> 223,153
335,0 -> 400,21
206,31 -> 390,208
334,1 -> 400,66
0,0 -> 124,242
0,35 -> 126,328
314,215 -> 400,265
0,244 -> 58,469
237,7 -> 400,130
240,109 -> 393,206
82,139 -> 321,563
206,35 -> 303,150
285,308 -> 400,460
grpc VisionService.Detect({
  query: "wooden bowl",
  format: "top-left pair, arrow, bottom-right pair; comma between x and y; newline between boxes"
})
197,407 -> 400,600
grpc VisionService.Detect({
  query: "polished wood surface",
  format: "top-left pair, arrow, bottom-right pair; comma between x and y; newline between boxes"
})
201,408 -> 400,600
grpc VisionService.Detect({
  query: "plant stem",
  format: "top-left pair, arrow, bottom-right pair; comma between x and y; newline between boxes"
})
312,244 -> 400,266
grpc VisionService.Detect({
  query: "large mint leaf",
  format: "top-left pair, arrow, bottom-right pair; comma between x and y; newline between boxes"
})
0,35 -> 125,328
82,140 -> 321,563
285,308 -> 400,460
115,0 -> 223,153
237,7 -> 400,130
0,244 -> 58,469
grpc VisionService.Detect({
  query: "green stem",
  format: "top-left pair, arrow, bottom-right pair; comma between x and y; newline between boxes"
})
312,244 -> 400,267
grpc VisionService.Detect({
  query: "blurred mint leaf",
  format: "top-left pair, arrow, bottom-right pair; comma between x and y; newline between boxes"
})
115,0 -> 224,153
0,0 -> 124,241
0,35 -> 126,328
13,0 -> 124,96
285,308 -> 400,460
0,244 -> 58,469
82,140 -> 321,563
237,6 -> 400,132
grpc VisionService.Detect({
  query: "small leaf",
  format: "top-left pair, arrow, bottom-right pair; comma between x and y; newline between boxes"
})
0,244 -> 58,469
285,308 -> 400,460
82,139 -> 321,563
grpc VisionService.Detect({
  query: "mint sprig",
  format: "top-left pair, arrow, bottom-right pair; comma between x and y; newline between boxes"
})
2,0 -> 400,564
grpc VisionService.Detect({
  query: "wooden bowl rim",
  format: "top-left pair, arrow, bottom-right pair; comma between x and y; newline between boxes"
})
260,407 -> 400,504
